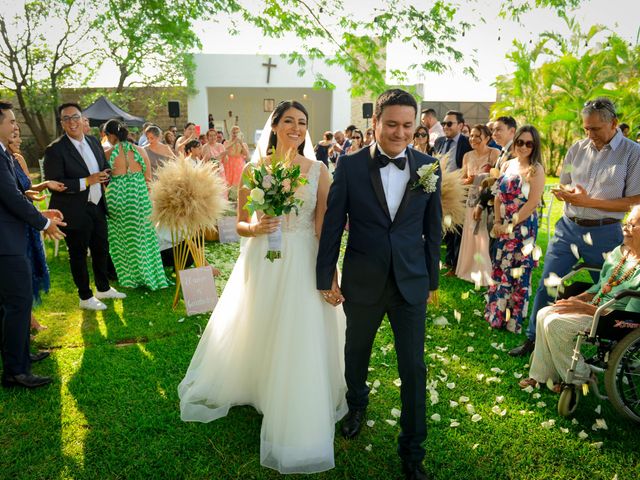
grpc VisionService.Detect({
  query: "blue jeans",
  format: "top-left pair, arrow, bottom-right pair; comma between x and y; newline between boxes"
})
526,216 -> 623,341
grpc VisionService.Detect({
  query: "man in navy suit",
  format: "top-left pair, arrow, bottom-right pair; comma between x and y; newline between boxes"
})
317,89 -> 441,480
44,103 -> 125,311
433,110 -> 472,271
0,101 -> 66,388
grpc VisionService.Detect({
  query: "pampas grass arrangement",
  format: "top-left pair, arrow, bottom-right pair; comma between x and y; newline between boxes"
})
151,156 -> 229,307
438,156 -> 469,234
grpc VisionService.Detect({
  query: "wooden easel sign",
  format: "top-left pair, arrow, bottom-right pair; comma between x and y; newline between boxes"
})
217,216 -> 240,243
179,266 -> 218,316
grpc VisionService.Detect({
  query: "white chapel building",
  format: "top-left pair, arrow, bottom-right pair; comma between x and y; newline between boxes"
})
188,54 -> 353,146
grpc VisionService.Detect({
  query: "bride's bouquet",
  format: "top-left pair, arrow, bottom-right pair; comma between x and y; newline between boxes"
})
242,152 -> 307,261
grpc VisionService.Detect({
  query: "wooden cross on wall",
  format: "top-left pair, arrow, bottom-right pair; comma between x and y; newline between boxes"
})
262,57 -> 277,84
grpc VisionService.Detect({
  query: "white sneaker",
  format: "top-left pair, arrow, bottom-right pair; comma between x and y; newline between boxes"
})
79,297 -> 107,311
95,287 -> 127,300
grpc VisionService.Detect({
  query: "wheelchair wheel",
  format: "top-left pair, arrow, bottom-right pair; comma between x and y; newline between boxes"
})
604,328 -> 640,424
558,385 -> 580,417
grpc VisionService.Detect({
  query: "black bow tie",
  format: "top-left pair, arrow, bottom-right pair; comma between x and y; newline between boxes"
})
377,153 -> 406,170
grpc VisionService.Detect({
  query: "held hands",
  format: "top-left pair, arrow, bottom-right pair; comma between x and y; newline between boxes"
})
320,276 -> 345,307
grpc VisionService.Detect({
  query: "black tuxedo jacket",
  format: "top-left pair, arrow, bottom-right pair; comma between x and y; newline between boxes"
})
317,144 -> 442,306
433,134 -> 472,170
0,148 -> 47,256
43,134 -> 109,228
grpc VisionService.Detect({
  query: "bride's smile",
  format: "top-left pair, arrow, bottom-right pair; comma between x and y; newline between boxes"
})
273,108 -> 308,153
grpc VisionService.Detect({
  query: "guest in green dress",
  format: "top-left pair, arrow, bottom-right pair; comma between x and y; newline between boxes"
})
519,205 -> 640,389
103,120 -> 169,290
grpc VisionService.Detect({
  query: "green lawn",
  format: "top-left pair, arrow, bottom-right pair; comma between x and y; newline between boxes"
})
1,180 -> 638,480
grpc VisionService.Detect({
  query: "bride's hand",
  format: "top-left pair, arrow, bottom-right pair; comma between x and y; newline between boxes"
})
252,215 -> 281,235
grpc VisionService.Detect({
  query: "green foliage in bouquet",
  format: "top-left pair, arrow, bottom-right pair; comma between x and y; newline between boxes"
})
242,154 -> 308,217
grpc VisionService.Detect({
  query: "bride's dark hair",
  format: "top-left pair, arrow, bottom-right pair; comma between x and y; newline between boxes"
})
267,100 -> 309,156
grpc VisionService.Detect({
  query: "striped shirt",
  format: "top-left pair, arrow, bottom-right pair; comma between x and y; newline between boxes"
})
559,129 -> 640,219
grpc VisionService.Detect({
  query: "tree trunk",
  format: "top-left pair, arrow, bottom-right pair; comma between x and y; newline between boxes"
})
14,87 -> 51,157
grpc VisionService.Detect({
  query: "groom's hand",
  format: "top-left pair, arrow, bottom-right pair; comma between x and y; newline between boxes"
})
320,286 -> 344,307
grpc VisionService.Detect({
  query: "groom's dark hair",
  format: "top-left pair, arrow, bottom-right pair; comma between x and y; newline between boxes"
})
374,89 -> 417,120
268,100 -> 309,156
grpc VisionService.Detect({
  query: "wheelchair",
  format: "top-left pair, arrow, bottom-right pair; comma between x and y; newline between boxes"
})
552,264 -> 640,423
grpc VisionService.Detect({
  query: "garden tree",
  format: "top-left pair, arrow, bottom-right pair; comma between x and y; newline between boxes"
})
492,14 -> 640,174
1,0 -> 594,159
0,0 -> 98,154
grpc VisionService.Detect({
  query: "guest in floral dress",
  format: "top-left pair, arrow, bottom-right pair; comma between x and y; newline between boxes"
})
485,126 -> 545,333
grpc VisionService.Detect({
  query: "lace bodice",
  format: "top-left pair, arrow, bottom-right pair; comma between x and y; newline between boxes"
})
281,161 -> 321,233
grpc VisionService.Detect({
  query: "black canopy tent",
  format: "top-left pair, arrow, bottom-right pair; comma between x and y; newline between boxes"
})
82,96 -> 145,128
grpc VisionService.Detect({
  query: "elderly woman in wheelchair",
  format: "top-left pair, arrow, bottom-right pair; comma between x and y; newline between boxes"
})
519,205 -> 640,422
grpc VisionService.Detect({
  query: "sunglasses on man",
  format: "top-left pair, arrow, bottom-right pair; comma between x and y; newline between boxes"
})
440,121 -> 457,127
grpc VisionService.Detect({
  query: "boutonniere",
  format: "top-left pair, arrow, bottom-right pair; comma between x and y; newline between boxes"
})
412,162 -> 439,193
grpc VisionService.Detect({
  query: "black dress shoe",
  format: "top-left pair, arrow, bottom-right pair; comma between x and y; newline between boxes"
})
508,339 -> 535,357
341,408 -> 366,439
402,461 -> 428,480
30,351 -> 50,363
2,373 -> 53,389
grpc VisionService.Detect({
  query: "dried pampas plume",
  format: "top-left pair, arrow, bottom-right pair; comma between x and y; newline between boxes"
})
439,157 -> 469,234
151,157 -> 229,233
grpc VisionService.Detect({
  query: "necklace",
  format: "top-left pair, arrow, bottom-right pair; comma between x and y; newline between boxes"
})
591,251 -> 640,306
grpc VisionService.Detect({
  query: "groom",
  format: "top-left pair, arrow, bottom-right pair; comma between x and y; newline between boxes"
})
317,89 -> 441,480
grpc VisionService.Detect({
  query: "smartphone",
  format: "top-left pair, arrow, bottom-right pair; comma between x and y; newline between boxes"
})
195,125 -> 201,136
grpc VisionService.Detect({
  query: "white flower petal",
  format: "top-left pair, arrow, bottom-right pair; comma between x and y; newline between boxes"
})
430,413 -> 441,422
466,404 -> 476,414
513,372 -> 523,379
578,430 -> 589,440
570,243 -> 580,260
454,310 -> 462,322
450,400 -> 459,408
393,378 -> 402,387
385,419 -> 397,426
544,272 -> 563,287
449,421 -> 460,428
446,382 -> 456,390
594,405 -> 601,414
590,442 -> 603,449
461,291 -> 470,300
459,396 -> 470,403
471,414 -> 482,422
366,420 -> 375,427
391,408 -> 402,418
583,232 -> 593,246
536,401 -> 547,408
467,346 -> 475,353
560,427 -> 569,433
365,444 -> 373,451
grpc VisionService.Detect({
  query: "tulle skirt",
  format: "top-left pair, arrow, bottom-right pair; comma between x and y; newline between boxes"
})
178,229 -> 347,474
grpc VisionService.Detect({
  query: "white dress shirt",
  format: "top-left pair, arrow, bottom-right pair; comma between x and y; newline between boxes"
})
67,134 -> 102,204
377,144 -> 410,221
429,122 -> 445,147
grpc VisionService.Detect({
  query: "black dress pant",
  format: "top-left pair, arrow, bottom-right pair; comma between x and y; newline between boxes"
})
63,201 -> 110,300
0,255 -> 32,377
343,272 -> 427,463
444,229 -> 461,268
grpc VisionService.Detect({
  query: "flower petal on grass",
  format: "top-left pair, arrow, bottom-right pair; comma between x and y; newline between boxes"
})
450,400 -> 459,408
446,382 -> 456,389
391,408 -> 402,418
459,396 -> 470,403
466,404 -> 476,414
430,413 -> 441,422
467,346 -> 475,353
366,420 -> 375,427
471,414 -> 482,422
365,444 -> 373,451
461,291 -> 470,300
495,396 -> 505,403
450,420 -> 460,428
578,430 -> 589,440
393,378 -> 402,387
513,372 -> 523,379
385,419 -> 397,426
454,310 -> 462,322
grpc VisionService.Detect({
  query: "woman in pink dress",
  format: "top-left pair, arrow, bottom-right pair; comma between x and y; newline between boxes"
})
455,124 -> 499,285
221,125 -> 249,187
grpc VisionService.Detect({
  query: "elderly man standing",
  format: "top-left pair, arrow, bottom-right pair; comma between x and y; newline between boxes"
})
510,98 -> 640,357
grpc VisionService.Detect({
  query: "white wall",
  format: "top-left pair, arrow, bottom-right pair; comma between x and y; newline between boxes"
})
189,54 -> 351,134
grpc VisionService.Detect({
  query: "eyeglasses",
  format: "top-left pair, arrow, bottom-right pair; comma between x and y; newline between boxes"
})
441,121 -> 457,127
61,114 -> 82,123
352,136 -> 362,140
584,100 -> 617,117
414,133 -> 428,138
515,139 -> 534,149
623,222 -> 639,230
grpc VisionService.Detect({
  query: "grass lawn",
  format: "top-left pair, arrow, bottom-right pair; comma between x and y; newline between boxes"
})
1,179 -> 638,480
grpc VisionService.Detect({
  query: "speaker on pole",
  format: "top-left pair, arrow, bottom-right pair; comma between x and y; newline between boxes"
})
362,102 -> 373,119
168,101 -> 180,118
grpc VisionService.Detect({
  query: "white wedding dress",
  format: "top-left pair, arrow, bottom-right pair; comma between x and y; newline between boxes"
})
178,160 -> 348,474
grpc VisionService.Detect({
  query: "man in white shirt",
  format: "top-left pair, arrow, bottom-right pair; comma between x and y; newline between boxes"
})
44,102 -> 126,311
420,108 -> 444,147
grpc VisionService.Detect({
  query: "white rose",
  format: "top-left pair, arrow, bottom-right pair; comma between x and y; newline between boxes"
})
417,165 -> 430,177
250,188 -> 265,204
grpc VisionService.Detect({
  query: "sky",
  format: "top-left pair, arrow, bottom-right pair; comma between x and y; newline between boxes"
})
5,0 -> 638,102
188,0 -> 639,101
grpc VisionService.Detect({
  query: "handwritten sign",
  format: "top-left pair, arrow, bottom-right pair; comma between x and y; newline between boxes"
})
179,266 -> 218,316
217,216 -> 240,243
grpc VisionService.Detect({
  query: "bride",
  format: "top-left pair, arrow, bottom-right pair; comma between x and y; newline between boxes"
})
178,100 -> 347,474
